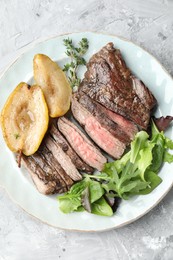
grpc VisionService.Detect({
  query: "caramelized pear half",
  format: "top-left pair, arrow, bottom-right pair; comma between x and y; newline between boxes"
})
33,54 -> 72,118
1,82 -> 49,155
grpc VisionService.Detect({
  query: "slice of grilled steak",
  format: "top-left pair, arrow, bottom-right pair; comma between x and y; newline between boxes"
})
22,152 -> 73,195
79,42 -> 157,129
105,108 -> 138,140
71,97 -> 126,159
49,124 -> 93,173
75,93 -> 131,144
38,145 -> 74,187
92,100 -> 138,140
45,135 -> 82,181
58,117 -> 107,171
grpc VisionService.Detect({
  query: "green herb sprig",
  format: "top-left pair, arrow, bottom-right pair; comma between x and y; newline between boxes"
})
63,38 -> 89,90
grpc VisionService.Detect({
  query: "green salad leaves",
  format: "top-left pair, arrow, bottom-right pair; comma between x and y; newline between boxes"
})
58,121 -> 173,216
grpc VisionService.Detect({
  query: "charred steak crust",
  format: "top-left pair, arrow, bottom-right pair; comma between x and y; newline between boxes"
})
38,144 -> 73,187
30,152 -> 65,186
22,153 -> 71,195
79,42 -> 157,129
49,124 -> 94,173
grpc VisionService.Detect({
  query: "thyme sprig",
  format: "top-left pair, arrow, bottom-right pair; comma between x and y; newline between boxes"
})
63,38 -> 89,90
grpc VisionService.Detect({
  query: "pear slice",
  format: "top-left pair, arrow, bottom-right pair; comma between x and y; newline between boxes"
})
33,54 -> 72,118
1,82 -> 49,156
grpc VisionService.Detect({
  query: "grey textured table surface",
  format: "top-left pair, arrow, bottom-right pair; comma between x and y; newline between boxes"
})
1,0 -> 173,259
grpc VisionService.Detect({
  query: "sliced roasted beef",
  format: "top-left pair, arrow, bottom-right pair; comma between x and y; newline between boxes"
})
75,93 -> 131,144
71,97 -> 126,159
21,151 -> 73,195
38,145 -> 74,187
22,156 -> 58,194
94,101 -> 138,140
58,117 -> 107,171
49,124 -> 93,173
45,135 -> 82,181
104,108 -> 138,140
79,42 -> 157,129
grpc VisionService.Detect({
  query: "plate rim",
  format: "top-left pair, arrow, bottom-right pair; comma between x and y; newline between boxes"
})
1,178 -> 173,233
0,31 -> 173,232
1,31 -> 173,83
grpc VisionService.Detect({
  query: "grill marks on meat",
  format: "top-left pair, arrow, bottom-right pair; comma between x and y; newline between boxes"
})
38,145 -> 73,187
49,124 -> 93,173
58,117 -> 107,171
79,42 -> 157,129
21,121 -> 97,195
21,130 -> 84,194
21,123 -> 89,194
45,136 -> 82,181
131,77 -> 156,111
71,96 -> 126,159
22,156 -> 58,195
22,148 -> 73,194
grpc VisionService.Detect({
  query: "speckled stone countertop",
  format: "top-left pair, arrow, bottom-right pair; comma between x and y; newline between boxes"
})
0,1 -> 173,259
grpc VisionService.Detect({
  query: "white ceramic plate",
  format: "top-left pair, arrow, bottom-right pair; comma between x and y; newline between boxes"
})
0,32 -> 173,232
